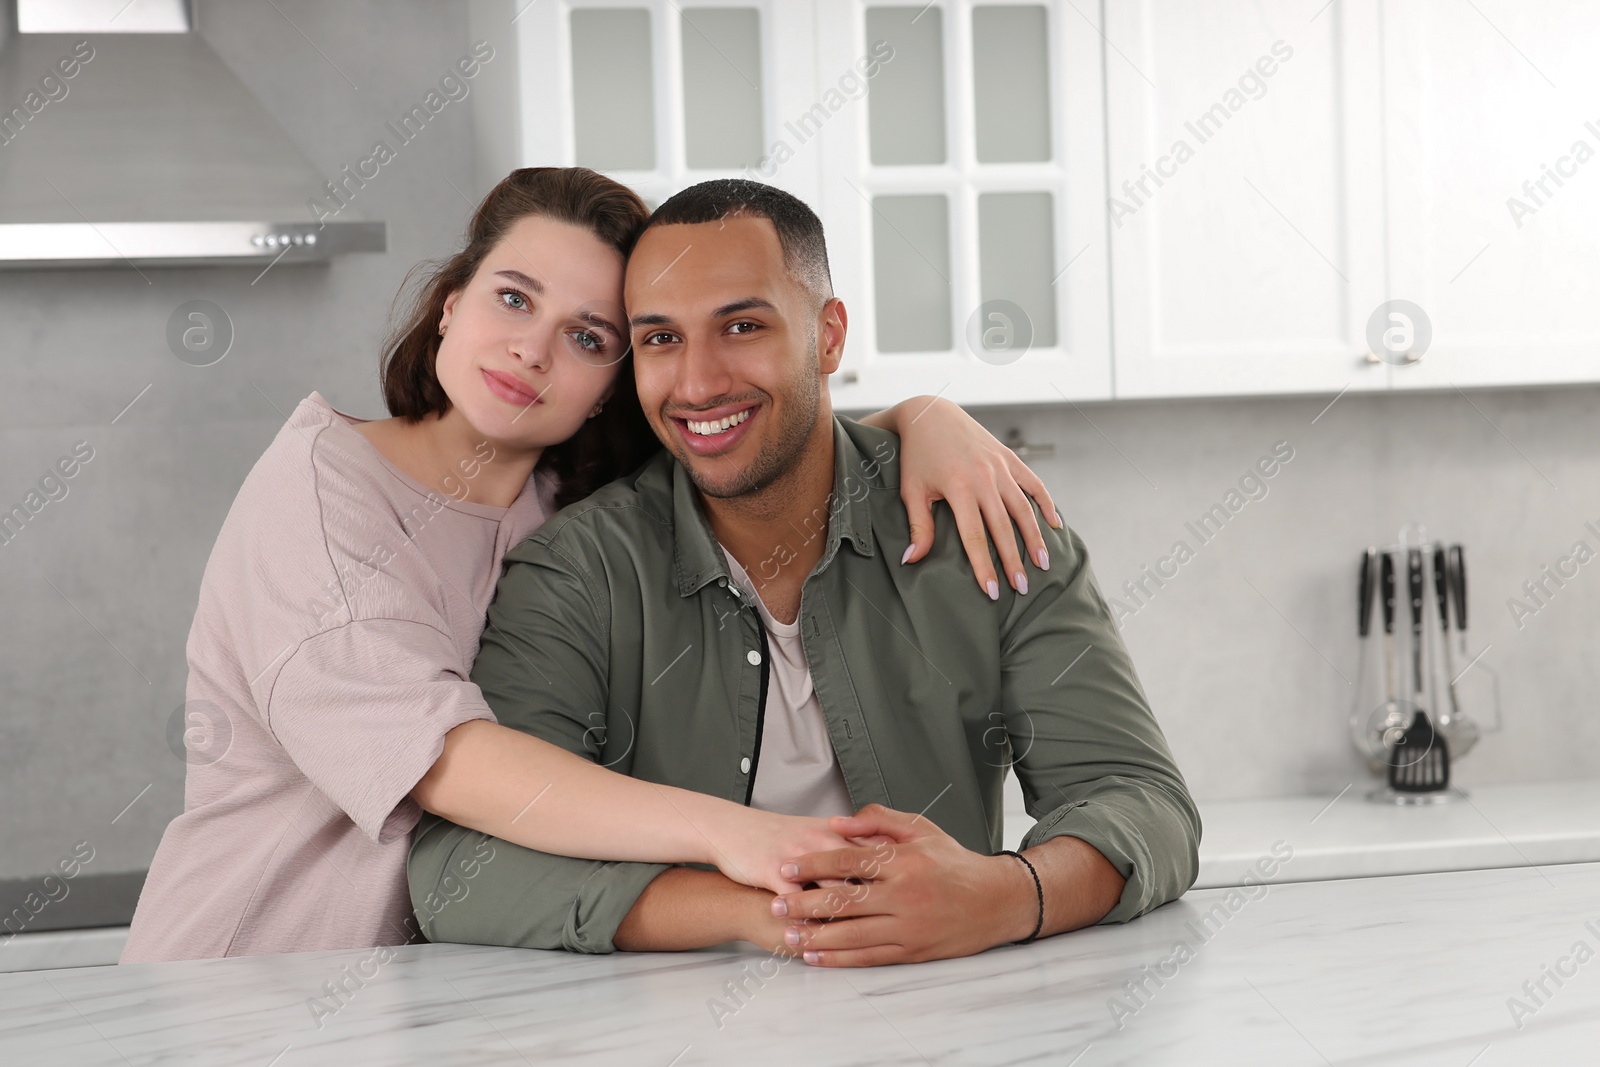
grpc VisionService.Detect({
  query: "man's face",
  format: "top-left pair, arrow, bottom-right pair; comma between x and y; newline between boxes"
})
625,215 -> 843,500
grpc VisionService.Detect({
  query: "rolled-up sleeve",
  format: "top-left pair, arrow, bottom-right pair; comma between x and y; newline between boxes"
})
408,815 -> 671,953
406,535 -> 672,953
999,525 -> 1201,924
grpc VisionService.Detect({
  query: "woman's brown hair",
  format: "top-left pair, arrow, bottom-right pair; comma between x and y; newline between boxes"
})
380,166 -> 661,509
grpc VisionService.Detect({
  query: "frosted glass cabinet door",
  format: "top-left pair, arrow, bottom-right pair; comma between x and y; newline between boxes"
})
1104,0 -> 1389,399
478,0 -> 1106,409
569,9 -> 658,172
479,0 -> 823,211
816,0 -> 1113,410
1382,1 -> 1600,390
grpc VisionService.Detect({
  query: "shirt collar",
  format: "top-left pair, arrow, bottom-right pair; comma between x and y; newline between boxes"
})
672,416 -> 878,597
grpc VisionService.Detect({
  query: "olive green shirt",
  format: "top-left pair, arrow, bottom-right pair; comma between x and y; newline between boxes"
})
407,417 -> 1200,952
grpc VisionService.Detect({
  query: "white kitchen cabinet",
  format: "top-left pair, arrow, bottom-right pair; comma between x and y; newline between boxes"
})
473,0 -> 1112,411
1382,0 -> 1600,390
473,0 -> 1600,406
813,0 -> 1113,409
472,0 -> 823,210
1103,0 -> 1390,399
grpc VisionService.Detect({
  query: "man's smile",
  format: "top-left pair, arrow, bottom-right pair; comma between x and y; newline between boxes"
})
669,403 -> 760,456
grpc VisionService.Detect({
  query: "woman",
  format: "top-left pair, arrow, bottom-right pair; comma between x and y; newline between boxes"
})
121,167 -> 1061,963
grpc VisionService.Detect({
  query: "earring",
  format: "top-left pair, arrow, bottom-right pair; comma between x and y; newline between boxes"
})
589,403 -> 603,418
438,323 -> 448,336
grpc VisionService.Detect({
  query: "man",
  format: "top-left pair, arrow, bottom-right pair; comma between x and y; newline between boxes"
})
407,179 -> 1199,966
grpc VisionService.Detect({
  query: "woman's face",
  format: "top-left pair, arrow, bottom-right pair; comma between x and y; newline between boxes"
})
434,214 -> 629,452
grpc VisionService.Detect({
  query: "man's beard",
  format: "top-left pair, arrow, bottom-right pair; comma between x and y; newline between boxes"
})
671,362 -> 821,502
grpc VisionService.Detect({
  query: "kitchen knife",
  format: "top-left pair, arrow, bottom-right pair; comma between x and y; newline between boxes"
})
1434,543 -> 1480,758
1448,544 -> 1468,655
1381,550 -> 1397,697
1433,545 -> 1458,715
1360,547 -> 1377,638
1407,548 -> 1424,697
1448,543 -> 1501,733
1368,550 -> 1413,751
1349,547 -> 1386,768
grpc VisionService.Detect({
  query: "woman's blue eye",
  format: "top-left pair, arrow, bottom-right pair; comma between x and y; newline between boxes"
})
498,289 -> 528,311
573,330 -> 605,352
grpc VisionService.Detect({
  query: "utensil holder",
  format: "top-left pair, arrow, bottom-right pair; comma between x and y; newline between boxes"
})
1349,525 -> 1501,802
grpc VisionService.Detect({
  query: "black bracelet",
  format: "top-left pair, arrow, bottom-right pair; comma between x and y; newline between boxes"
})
997,849 -> 1044,945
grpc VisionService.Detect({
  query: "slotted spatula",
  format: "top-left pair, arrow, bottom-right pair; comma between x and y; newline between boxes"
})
1388,548 -> 1450,792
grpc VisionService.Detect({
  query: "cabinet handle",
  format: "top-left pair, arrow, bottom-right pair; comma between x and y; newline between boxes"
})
1004,428 -> 1055,459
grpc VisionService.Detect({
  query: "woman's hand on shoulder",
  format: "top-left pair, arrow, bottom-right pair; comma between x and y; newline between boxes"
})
876,395 -> 1062,599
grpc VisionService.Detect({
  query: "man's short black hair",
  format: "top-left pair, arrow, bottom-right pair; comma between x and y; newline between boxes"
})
640,179 -> 833,306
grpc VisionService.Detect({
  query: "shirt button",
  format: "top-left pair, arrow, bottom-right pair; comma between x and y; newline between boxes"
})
717,577 -> 727,587
747,649 -> 762,665
740,757 -> 751,773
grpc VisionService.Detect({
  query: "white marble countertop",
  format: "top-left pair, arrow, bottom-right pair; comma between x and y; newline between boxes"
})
5,858 -> 1597,1065
1188,778 -> 1600,889
10,779 -> 1596,977
1001,776 -> 1600,889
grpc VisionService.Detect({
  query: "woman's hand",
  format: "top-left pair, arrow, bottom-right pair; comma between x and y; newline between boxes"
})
710,808 -> 891,896
860,396 -> 1063,599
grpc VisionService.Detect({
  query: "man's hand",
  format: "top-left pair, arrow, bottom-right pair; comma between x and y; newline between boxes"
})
764,803 -> 1039,967
705,808 -> 880,896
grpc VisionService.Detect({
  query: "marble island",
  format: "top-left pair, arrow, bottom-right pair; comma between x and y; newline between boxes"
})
4,857 -> 1597,1065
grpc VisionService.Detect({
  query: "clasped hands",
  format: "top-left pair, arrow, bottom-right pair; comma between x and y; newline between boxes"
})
745,803 -> 1040,968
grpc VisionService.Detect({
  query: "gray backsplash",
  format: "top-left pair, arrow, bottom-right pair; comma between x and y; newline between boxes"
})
2,1 -> 1595,888
0,0 -> 488,882
969,385 -> 1600,807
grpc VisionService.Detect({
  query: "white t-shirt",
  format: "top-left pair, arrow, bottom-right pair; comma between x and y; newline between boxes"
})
720,547 -> 856,819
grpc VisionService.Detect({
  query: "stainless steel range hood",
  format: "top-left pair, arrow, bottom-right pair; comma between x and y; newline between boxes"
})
0,0 -> 384,269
